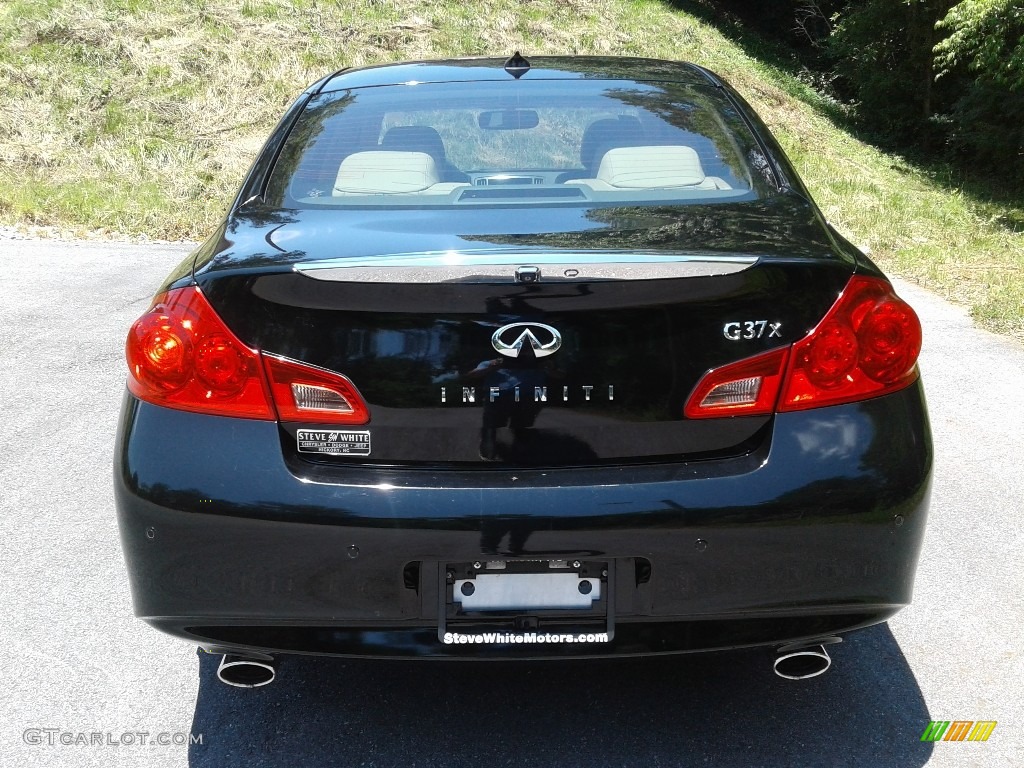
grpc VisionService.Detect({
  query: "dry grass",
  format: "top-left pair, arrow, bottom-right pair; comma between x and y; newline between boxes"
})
0,0 -> 739,237
0,0 -> 1021,337
0,0 -> 692,235
765,97 -> 1024,338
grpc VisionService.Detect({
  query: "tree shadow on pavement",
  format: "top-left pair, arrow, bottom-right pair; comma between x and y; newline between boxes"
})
188,623 -> 932,767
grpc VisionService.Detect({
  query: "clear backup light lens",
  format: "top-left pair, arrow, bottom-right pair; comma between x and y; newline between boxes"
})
264,354 -> 370,425
685,348 -> 789,418
291,383 -> 355,413
700,376 -> 762,408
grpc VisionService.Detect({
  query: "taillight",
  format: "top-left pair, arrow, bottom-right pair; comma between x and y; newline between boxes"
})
263,354 -> 370,425
685,276 -> 921,418
126,287 -> 274,419
779,276 -> 921,411
126,287 -> 371,424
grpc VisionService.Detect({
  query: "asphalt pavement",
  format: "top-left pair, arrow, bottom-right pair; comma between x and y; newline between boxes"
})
0,239 -> 1020,767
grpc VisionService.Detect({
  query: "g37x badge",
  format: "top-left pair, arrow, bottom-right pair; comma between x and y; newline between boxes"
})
723,320 -> 783,341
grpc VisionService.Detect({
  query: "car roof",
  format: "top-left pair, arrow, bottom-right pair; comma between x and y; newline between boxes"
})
318,56 -> 720,93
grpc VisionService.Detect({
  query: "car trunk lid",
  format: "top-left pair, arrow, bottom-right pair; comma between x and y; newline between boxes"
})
197,209 -> 854,467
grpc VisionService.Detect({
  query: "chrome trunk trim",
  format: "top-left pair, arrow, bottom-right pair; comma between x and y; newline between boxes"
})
293,250 -> 757,283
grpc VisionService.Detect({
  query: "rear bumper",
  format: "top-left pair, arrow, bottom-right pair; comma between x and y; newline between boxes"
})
114,382 -> 932,659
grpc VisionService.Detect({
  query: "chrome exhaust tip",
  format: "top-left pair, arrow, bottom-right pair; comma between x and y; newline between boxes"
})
773,637 -> 841,680
773,645 -> 830,680
216,654 -> 276,688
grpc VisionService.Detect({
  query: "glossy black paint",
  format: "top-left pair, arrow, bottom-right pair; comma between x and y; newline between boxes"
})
200,249 -> 852,465
115,381 -> 931,658
315,57 -> 721,92
190,198 -> 861,466
116,57 -> 932,661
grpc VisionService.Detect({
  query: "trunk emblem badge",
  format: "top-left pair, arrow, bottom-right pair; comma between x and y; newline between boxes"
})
491,322 -> 562,358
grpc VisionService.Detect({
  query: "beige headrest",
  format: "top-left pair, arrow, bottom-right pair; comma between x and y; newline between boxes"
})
334,151 -> 440,194
596,145 -> 706,188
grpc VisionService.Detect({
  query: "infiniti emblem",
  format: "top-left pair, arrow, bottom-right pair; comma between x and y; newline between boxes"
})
491,322 -> 562,358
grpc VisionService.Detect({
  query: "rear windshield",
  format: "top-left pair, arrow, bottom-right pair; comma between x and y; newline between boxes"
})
265,79 -> 777,209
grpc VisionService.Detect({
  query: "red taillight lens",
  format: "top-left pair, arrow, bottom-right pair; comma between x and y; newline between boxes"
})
779,276 -> 921,411
857,298 -> 922,383
263,354 -> 370,425
129,311 -> 193,392
685,276 -> 921,418
126,288 -> 373,424
126,287 -> 275,419
194,335 -> 249,395
800,322 -> 858,390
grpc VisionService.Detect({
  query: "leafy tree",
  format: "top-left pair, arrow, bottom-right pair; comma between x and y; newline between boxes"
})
935,0 -> 1024,90
698,0 -> 1024,184
827,0 -> 953,141
933,1 -> 1024,184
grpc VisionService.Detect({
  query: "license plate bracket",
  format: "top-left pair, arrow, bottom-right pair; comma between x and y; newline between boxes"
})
437,559 -> 614,644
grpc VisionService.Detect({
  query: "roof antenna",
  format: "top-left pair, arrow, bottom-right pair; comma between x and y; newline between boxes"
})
504,51 -> 530,79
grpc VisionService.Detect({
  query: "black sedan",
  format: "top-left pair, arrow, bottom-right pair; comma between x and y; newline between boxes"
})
115,55 -> 931,687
